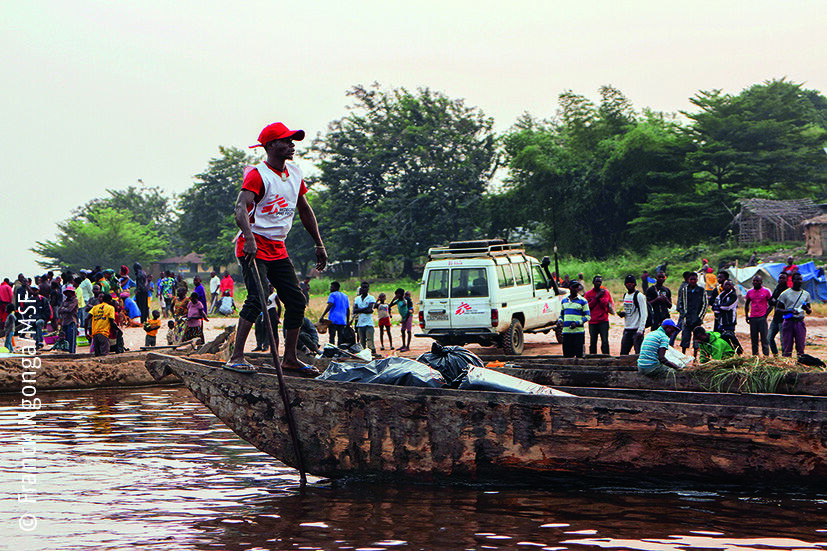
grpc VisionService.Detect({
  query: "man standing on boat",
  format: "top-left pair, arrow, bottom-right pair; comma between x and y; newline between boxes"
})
224,122 -> 327,374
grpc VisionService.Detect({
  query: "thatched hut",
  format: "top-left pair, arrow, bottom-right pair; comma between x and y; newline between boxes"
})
804,214 -> 827,257
736,198 -> 822,244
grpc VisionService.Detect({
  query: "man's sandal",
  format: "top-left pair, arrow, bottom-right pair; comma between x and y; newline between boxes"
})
284,364 -> 320,377
223,361 -> 258,374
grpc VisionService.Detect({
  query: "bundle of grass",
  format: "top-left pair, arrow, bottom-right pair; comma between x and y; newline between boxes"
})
687,356 -> 827,394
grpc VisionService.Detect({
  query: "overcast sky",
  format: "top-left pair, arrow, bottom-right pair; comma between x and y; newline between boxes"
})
2,0 -> 825,277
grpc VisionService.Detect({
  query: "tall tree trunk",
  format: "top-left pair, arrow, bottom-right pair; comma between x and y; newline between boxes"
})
400,257 -> 416,279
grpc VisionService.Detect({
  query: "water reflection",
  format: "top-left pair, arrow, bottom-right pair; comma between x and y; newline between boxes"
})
1,386 -> 827,550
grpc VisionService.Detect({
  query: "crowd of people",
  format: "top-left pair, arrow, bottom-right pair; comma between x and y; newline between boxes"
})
0,262 -> 414,363
559,256 -> 816,375
319,281 -> 415,356
0,266 -> 242,356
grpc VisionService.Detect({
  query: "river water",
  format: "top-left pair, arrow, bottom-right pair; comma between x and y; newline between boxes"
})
3,385 -> 827,551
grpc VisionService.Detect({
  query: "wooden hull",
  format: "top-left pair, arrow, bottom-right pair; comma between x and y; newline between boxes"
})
146,353 -> 827,485
0,327 -> 235,393
490,365 -> 827,397
478,354 -> 639,367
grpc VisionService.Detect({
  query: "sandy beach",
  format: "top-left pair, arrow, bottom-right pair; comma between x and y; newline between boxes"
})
108,310 -> 827,362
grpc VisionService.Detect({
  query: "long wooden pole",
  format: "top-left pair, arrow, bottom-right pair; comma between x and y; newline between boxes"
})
247,255 -> 307,486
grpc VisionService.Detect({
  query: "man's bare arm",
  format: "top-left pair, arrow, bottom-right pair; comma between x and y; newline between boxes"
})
234,189 -> 258,258
297,195 -> 327,271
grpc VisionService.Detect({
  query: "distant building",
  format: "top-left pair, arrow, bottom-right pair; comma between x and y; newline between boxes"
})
804,214 -> 827,257
149,252 -> 235,281
736,198 -> 823,244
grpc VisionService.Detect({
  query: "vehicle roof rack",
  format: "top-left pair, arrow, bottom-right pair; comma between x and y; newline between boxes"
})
427,240 -> 526,261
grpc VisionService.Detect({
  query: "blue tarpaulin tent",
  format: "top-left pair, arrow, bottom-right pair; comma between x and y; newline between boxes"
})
730,261 -> 827,302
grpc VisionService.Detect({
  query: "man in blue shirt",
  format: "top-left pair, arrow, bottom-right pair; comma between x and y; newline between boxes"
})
320,281 -> 350,346
638,319 -> 682,377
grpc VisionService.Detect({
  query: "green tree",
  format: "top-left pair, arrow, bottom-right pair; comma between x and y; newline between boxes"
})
31,208 -> 168,271
312,84 -> 498,276
74,184 -> 179,247
177,146 -> 258,269
684,79 -> 827,201
499,88 -> 703,256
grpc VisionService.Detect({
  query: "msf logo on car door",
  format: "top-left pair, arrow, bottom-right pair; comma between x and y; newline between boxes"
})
455,302 -> 472,315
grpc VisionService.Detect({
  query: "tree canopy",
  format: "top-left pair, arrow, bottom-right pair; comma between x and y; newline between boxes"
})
31,208 -> 168,271
32,79 -> 827,273
312,84 -> 498,275
177,146 -> 258,269
501,80 -> 827,257
74,184 -> 179,247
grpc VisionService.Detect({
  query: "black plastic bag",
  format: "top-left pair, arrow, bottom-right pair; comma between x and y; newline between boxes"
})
319,357 -> 447,388
339,325 -> 357,347
798,353 -> 826,368
415,342 -> 483,387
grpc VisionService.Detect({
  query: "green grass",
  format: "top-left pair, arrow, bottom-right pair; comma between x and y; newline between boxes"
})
688,356 -> 815,394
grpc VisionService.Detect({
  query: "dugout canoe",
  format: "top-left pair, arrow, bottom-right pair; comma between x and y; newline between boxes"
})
145,352 -> 827,486
477,353 -> 638,367
0,326 -> 235,393
473,353 -> 827,397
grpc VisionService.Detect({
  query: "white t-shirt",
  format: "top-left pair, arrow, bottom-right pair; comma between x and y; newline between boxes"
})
247,161 -> 304,242
622,291 -> 648,332
353,294 -> 376,327
218,296 -> 234,315
777,288 -> 811,319
210,276 -> 220,294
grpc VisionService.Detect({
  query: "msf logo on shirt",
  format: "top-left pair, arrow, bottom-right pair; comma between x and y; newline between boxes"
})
260,195 -> 289,215
455,302 -> 471,315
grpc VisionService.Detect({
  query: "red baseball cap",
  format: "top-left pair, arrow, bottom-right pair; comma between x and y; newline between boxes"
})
249,122 -> 305,148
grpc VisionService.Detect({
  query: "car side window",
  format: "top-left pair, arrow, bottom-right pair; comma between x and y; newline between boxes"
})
514,262 -> 530,286
425,269 -> 449,299
497,265 -> 514,288
532,265 -> 548,291
452,268 -> 489,298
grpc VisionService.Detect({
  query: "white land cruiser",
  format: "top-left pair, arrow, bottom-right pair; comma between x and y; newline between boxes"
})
416,240 -> 566,355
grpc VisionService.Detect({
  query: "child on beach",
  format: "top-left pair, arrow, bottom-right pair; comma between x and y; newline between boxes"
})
184,292 -> 208,344
216,290 -> 236,316
389,288 -> 412,352
165,320 -> 176,345
143,310 -> 162,347
376,293 -> 393,350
